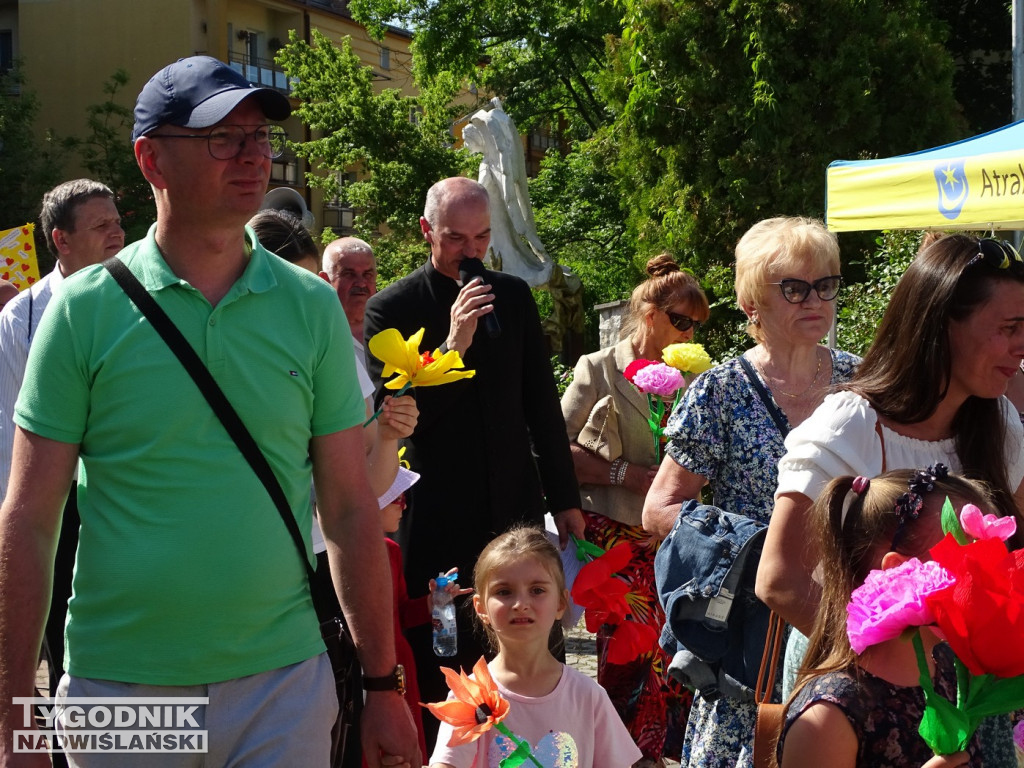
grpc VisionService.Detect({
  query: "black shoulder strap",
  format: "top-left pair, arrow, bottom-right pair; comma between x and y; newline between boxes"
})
102,256 -> 316,585
738,356 -> 790,439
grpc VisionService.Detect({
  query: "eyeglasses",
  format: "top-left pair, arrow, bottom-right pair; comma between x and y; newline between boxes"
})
767,275 -> 843,304
969,238 -> 1024,274
666,312 -> 700,333
151,124 -> 288,160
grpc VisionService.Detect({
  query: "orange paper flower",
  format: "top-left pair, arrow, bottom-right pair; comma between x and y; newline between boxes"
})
424,657 -> 510,747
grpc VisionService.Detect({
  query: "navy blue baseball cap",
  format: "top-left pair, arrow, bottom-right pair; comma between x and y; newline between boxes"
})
132,56 -> 291,143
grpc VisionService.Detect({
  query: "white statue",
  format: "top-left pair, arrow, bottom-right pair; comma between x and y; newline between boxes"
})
462,98 -> 553,287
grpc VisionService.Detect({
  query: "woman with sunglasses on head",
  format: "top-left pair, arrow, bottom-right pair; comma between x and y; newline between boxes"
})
642,217 -> 859,768
757,233 -> 1024,767
560,253 -> 709,767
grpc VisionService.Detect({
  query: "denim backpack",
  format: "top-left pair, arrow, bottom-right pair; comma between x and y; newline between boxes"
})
654,499 -> 772,701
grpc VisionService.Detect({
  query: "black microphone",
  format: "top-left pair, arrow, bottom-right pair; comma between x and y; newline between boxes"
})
458,258 -> 501,339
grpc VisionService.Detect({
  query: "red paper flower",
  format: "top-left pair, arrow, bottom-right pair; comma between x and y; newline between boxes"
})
605,619 -> 660,664
926,534 -> 1024,678
571,542 -> 634,633
623,359 -> 659,384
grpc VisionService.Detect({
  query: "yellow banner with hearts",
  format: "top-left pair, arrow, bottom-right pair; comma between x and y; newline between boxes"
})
0,224 -> 41,290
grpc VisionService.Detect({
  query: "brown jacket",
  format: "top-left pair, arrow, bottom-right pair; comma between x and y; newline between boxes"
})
561,338 -> 665,526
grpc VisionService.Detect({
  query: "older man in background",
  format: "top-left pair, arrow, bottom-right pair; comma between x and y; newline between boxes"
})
321,236 -> 377,357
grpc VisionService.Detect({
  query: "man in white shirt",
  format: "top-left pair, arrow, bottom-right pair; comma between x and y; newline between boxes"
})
0,179 -> 124,498
0,178 -> 124,718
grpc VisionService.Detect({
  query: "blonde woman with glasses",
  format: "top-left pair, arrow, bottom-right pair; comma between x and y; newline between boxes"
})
643,217 -> 859,768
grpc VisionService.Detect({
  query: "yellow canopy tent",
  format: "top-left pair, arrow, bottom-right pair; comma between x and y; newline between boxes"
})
826,120 -> 1024,232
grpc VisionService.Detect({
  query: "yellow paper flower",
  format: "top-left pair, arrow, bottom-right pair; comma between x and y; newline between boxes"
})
368,328 -> 476,390
662,342 -> 713,376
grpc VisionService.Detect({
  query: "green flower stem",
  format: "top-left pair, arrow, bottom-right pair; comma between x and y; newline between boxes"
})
570,534 -> 604,562
494,723 -> 544,768
646,394 -> 665,463
955,657 -> 969,711
911,629 -> 930,687
363,381 -> 413,426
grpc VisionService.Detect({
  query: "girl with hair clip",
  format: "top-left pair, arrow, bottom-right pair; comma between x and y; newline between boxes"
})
428,526 -> 642,768
778,465 -> 991,768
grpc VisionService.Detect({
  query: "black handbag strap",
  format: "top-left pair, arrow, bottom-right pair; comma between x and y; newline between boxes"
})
739,356 -> 790,440
102,256 -> 317,586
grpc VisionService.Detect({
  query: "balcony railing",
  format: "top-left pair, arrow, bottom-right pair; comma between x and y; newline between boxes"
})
227,51 -> 293,95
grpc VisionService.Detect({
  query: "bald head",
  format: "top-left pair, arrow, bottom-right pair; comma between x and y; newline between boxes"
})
320,237 -> 377,338
420,177 -> 491,280
422,177 -> 489,229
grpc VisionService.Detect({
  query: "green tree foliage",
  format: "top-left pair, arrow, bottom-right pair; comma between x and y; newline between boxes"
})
350,0 -> 618,139
925,0 -> 1011,134
64,70 -> 155,242
608,0 -> 966,356
0,67 -> 64,233
276,29 -> 474,281
836,230 -> 920,356
528,133 -> 643,345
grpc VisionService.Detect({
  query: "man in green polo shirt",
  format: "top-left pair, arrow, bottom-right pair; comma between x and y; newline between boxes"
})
0,56 -> 419,768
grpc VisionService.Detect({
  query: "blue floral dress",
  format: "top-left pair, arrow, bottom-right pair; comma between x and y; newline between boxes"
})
664,348 -> 859,768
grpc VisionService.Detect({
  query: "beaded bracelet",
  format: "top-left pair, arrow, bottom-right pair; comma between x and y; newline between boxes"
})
617,460 -> 629,486
609,458 -> 629,486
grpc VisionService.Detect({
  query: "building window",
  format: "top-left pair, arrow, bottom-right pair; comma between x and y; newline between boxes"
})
0,31 -> 12,73
379,47 -> 390,71
270,155 -> 299,186
529,129 -> 559,151
324,172 -> 358,233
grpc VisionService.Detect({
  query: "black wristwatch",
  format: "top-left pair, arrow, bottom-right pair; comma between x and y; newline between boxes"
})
362,664 -> 406,696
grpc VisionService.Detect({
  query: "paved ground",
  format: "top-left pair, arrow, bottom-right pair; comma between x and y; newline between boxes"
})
565,618 -> 599,680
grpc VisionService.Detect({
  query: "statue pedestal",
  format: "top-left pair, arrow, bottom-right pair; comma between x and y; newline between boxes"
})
595,300 -> 627,349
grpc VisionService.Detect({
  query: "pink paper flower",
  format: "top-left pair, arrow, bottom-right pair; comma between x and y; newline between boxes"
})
624,359 -> 659,384
846,558 -> 955,654
631,363 -> 685,397
959,504 -> 1017,542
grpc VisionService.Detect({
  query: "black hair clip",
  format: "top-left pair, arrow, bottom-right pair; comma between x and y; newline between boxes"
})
894,491 -> 923,525
891,463 -> 948,549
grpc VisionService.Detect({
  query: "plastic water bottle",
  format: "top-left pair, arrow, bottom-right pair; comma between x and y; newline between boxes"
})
432,571 -> 458,657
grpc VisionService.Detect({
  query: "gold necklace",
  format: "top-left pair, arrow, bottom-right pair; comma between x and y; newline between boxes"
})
755,350 -> 822,399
